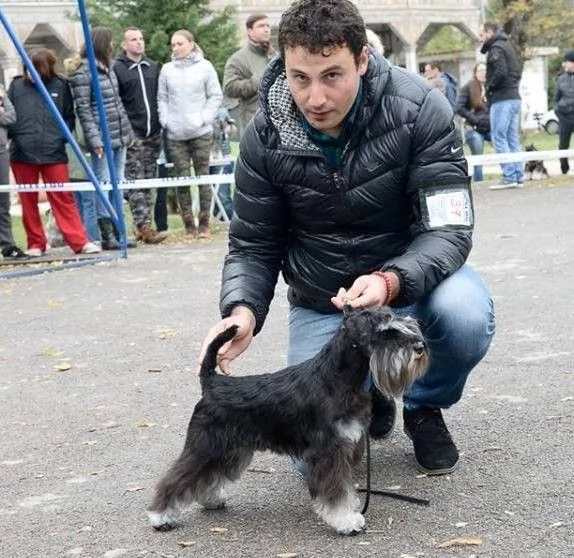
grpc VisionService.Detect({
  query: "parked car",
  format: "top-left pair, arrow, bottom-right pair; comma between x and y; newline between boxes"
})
540,110 -> 559,134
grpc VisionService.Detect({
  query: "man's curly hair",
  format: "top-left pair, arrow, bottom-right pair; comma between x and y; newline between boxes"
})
278,0 -> 367,64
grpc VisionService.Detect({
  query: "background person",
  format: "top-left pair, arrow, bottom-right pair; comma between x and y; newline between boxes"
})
199,0 -> 494,477
114,27 -> 167,244
0,85 -> 26,259
223,13 -> 274,138
456,62 -> 491,182
8,48 -> 99,257
480,22 -> 524,189
69,26 -> 135,250
158,29 -> 222,239
554,50 -> 574,175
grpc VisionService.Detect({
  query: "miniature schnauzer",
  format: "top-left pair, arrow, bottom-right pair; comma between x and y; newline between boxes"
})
147,306 -> 429,536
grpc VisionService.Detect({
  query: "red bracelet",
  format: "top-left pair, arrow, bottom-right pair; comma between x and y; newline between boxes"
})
372,271 -> 395,305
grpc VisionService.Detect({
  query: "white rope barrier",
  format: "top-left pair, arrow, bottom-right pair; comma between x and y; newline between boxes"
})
467,148 -> 574,166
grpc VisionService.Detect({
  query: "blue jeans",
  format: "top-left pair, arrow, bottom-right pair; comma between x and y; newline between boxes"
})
90,147 -> 127,219
490,99 -> 524,184
287,265 -> 495,410
465,129 -> 490,182
210,162 -> 234,220
73,190 -> 99,242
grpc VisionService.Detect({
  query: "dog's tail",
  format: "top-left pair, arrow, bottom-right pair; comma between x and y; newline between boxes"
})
199,325 -> 239,377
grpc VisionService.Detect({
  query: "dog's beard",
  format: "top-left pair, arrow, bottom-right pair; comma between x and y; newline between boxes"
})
369,345 -> 429,397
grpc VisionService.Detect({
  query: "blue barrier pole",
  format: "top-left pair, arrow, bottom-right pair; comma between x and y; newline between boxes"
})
76,0 -> 128,255
0,5 -> 122,243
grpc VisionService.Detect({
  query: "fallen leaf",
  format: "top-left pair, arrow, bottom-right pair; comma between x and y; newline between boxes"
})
455,522 -> 469,528
549,521 -> 564,528
277,554 -> 298,558
48,299 -> 61,309
437,536 -> 483,548
147,368 -> 162,373
560,396 -> 573,402
54,362 -> 72,372
125,486 -> 145,493
177,541 -> 196,547
210,527 -> 228,534
78,525 -> 92,532
135,420 -> 155,428
42,347 -> 64,357
504,510 -> 515,516
89,470 -> 105,476
247,466 -> 275,474
158,328 -> 176,340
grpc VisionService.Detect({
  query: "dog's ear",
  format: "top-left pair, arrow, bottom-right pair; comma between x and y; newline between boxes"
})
342,307 -> 393,350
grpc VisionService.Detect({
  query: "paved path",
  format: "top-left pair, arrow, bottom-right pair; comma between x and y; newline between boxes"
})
1,179 -> 573,557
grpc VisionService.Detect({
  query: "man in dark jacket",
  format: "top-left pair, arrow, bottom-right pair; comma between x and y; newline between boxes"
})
480,22 -> 524,189
554,50 -> 574,175
200,0 -> 494,476
114,27 -> 167,243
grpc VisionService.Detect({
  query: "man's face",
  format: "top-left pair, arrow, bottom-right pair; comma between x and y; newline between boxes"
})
285,43 -> 368,138
479,27 -> 493,44
122,29 -> 145,58
424,64 -> 438,79
248,18 -> 271,44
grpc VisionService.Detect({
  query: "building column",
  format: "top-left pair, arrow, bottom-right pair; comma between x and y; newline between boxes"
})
404,43 -> 418,74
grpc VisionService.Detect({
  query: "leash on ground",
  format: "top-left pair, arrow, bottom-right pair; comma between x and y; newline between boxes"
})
358,428 -> 431,513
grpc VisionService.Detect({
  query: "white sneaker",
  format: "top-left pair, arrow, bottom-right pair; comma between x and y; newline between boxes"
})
80,242 -> 102,254
25,248 -> 44,257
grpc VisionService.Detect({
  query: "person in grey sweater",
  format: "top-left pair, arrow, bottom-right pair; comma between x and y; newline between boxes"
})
157,29 -> 222,238
223,13 -> 275,138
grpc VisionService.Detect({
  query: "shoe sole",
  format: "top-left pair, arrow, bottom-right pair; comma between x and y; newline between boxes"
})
403,428 -> 459,476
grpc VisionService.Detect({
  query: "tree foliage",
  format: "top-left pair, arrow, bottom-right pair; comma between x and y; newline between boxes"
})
76,0 -> 239,78
419,25 -> 474,56
486,0 -> 574,56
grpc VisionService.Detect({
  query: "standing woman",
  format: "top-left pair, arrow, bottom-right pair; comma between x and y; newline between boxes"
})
456,62 -> 491,182
69,26 -> 135,250
8,49 -> 99,256
0,84 -> 26,259
158,29 -> 222,238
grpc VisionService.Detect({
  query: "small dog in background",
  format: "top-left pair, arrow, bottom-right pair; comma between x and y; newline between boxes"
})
524,144 -> 550,180
147,307 -> 429,536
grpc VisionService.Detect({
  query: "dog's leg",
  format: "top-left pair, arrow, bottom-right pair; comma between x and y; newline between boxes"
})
148,430 -> 224,530
197,448 -> 254,510
306,439 -> 365,535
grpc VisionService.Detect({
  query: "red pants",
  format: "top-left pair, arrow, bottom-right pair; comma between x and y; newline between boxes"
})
10,162 -> 88,253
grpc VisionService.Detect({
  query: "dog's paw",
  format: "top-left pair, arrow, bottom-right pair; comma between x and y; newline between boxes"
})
147,510 -> 180,531
335,512 -> 366,536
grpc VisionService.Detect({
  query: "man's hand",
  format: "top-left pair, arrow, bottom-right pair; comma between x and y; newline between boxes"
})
196,306 -> 256,375
331,272 -> 398,310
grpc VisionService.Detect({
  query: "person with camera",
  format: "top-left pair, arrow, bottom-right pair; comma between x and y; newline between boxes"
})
456,62 -> 491,182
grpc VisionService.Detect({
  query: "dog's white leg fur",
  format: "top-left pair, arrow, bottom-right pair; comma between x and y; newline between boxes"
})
335,419 -> 364,444
198,482 -> 227,510
147,504 -> 183,530
312,490 -> 365,535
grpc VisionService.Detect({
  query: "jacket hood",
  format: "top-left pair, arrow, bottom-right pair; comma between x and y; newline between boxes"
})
170,50 -> 203,66
481,31 -> 509,54
258,51 -> 390,151
64,55 -> 83,76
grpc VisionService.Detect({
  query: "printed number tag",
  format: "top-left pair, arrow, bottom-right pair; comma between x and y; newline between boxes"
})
424,189 -> 473,228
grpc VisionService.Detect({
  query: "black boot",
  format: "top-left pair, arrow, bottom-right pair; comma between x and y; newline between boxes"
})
98,218 -> 120,250
110,220 -> 138,248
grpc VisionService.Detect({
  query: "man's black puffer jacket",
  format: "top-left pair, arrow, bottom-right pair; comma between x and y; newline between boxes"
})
221,52 -> 472,334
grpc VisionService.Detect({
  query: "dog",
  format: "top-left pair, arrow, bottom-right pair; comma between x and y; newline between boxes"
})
147,306 -> 429,536
524,144 -> 550,180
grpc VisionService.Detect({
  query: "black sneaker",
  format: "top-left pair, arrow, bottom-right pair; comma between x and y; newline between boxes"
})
368,391 -> 396,439
403,407 -> 459,475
